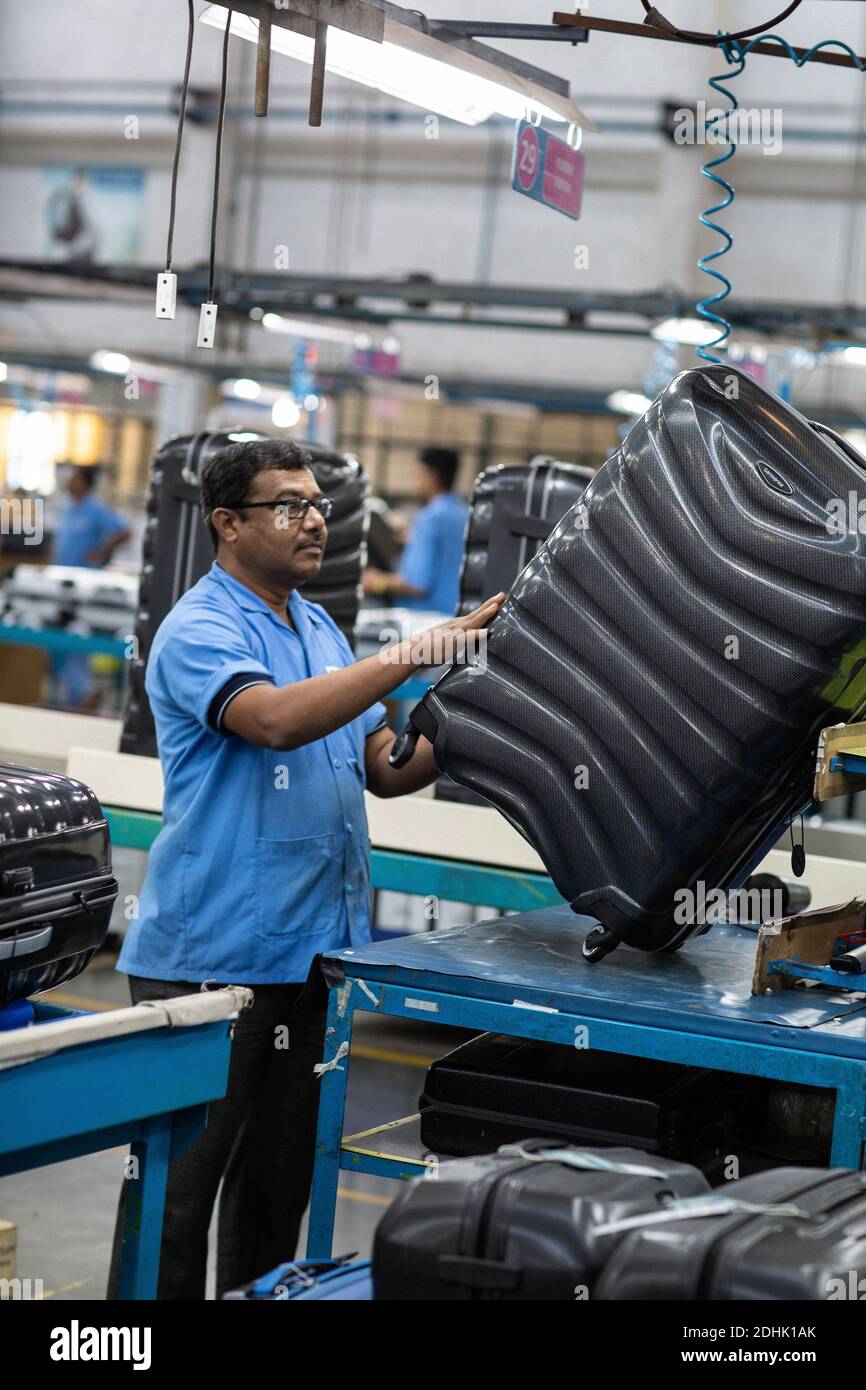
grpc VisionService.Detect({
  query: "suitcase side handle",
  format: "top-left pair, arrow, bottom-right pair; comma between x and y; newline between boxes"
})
809,420 -> 866,472
0,924 -> 52,960
437,1253 -> 522,1294
389,703 -> 439,768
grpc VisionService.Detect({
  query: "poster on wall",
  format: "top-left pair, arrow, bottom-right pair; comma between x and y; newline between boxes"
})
42,166 -> 145,266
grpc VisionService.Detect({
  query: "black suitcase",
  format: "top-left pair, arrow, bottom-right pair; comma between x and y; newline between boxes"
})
457,457 -> 594,615
438,457 -> 594,807
120,431 -> 369,757
595,1165 -> 866,1301
372,1138 -> 710,1300
419,1033 -> 717,1159
392,367 -> 866,958
0,765 -> 118,1007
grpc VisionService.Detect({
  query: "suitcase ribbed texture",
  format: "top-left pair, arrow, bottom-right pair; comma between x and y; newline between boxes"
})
401,367 -> 866,952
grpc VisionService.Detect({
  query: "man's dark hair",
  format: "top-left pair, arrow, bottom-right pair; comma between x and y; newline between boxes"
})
69,464 -> 97,491
419,447 -> 460,492
200,438 -> 314,549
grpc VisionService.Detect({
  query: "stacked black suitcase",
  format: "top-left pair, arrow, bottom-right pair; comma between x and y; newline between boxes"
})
438,456 -> 595,806
0,765 -> 117,1007
419,1033 -> 717,1159
457,457 -> 595,616
372,1140 -> 866,1300
120,431 -> 369,758
394,366 -> 866,957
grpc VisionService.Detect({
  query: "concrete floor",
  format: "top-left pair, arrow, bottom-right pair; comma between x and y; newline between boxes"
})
0,948 -> 467,1301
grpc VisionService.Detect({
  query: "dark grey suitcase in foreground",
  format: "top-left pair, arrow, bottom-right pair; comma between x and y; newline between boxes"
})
0,765 -> 117,1006
595,1166 -> 866,1301
120,430 -> 368,757
372,1138 -> 709,1300
393,367 -> 866,958
419,1033 -> 716,1159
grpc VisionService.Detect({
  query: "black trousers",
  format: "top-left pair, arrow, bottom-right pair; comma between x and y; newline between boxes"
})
107,974 -> 327,1301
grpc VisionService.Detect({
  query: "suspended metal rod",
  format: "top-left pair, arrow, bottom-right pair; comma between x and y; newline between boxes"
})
552,12 -> 866,69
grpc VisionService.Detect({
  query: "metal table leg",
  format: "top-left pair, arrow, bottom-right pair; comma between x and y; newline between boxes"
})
306,986 -> 355,1258
116,1114 -> 173,1300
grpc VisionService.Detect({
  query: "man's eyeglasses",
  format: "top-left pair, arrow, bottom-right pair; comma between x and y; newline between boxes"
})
236,496 -> 333,522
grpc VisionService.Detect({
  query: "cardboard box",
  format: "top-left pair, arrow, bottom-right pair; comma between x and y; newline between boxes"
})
0,1221 -> 16,1281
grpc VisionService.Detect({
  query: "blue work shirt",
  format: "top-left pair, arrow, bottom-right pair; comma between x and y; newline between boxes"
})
118,562 -> 387,984
54,495 -> 128,567
398,492 -> 468,615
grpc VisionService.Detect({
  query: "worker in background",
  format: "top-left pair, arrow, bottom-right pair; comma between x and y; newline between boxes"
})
363,446 -> 469,615
52,464 -> 130,708
54,464 -> 130,569
107,438 -> 502,1300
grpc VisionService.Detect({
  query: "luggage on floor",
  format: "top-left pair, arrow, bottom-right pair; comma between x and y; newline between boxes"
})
391,367 -> 866,957
419,1033 -> 717,1159
372,1138 -> 709,1300
120,431 -> 368,757
0,765 -> 117,1007
223,1257 -> 373,1300
458,456 -> 594,615
594,1165 -> 866,1301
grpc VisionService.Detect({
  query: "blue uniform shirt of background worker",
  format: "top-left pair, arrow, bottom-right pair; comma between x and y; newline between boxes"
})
398,491 -> 469,613
363,446 -> 468,615
51,464 -> 130,709
54,464 -> 130,568
118,561 -> 388,982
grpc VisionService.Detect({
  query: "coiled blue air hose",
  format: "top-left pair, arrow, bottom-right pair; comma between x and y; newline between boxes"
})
695,32 -> 866,365
696,45 -> 746,364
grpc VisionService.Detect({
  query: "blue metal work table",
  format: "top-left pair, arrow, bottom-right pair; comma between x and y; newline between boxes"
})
306,906 -> 866,1257
0,624 -> 128,658
0,988 -> 249,1298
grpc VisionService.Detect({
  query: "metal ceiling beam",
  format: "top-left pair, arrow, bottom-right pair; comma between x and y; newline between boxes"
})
1,260 -> 866,341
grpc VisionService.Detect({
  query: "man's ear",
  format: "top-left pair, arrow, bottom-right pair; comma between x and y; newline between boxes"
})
211,507 -> 240,546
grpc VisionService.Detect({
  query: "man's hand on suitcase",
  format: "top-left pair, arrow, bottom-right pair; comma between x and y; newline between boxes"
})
407,593 -> 506,669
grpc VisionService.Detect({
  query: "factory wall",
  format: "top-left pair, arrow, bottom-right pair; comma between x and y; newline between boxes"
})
1,0 -> 865,407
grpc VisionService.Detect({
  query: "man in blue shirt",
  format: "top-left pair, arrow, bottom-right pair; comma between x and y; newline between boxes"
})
108,438 -> 501,1299
52,465 -> 130,708
364,447 -> 469,614
54,464 -> 130,568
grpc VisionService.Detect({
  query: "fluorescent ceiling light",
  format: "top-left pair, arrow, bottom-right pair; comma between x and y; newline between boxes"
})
228,377 -> 262,400
0,362 -> 7,383
272,396 -> 301,428
200,6 -> 592,129
90,350 -> 131,374
606,389 -> 652,415
262,311 -> 364,345
652,318 -> 718,348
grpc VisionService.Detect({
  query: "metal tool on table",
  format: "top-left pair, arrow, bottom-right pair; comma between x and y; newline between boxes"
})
752,898 -> 866,996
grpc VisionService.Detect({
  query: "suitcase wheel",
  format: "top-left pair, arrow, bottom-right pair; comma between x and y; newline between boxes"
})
581,927 -> 619,963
